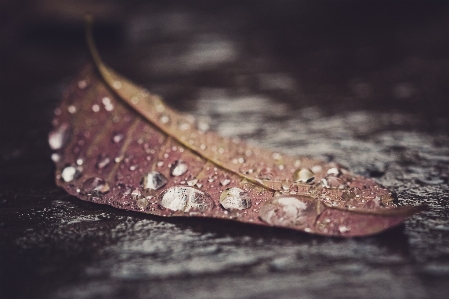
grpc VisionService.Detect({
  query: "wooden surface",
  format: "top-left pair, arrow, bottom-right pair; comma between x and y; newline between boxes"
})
1,1 -> 448,298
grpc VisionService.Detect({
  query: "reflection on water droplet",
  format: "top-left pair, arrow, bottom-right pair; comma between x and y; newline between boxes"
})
51,153 -> 61,163
61,166 -> 82,182
112,133 -> 124,143
159,186 -> 213,212
96,156 -> 111,169
82,177 -> 109,194
141,172 -> 168,190
220,188 -> 251,210
49,123 -> 70,150
293,168 -> 315,183
170,160 -> 188,176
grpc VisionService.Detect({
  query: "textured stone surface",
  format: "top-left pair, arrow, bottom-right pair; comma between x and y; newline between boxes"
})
1,1 -> 448,298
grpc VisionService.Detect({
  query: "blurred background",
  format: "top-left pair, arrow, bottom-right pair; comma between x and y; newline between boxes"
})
1,1 -> 449,299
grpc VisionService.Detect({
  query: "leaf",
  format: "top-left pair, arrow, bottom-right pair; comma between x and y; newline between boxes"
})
49,19 -> 425,237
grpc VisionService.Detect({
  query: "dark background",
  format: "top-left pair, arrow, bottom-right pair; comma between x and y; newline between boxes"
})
1,1 -> 449,298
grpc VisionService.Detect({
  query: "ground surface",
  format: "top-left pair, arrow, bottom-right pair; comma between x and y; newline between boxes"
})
1,1 -> 449,298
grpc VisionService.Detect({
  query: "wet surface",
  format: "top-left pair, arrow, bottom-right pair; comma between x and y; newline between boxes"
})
1,1 -> 449,298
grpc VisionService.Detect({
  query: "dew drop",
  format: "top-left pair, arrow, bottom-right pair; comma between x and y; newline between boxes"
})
82,177 -> 110,194
48,123 -> 70,150
220,188 -> 252,210
178,121 -> 190,131
92,104 -> 100,112
76,158 -> 84,166
51,153 -> 61,163
141,172 -> 168,190
187,179 -> 198,186
170,160 -> 188,176
220,179 -> 231,186
131,189 -> 141,199
327,167 -> 341,176
96,156 -> 111,169
158,186 -> 213,212
137,196 -> 153,211
159,114 -> 170,124
258,167 -> 276,180
259,195 -> 311,227
197,120 -> 210,132
67,105 -> 77,114
61,166 -> 82,182
292,168 -> 315,183
112,133 -> 124,143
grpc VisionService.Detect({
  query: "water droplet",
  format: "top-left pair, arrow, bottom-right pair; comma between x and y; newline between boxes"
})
131,96 -> 140,104
48,123 -> 70,150
91,104 -> 100,112
112,81 -> 122,89
137,196 -> 153,211
51,153 -> 61,163
259,195 -> 311,227
112,133 -> 124,143
341,187 -> 362,201
170,160 -> 188,176
78,80 -> 88,89
129,165 -> 138,171
220,179 -> 231,186
178,121 -> 190,131
197,120 -> 210,132
200,144 -> 206,150
141,172 -> 168,190
82,177 -> 109,194
311,165 -> 323,173
187,179 -> 198,186
272,152 -> 282,160
67,105 -> 77,114
76,158 -> 84,166
61,166 -> 82,182
220,188 -> 251,210
158,186 -> 213,212
292,168 -> 315,183
327,167 -> 341,176
159,114 -> 170,124
338,225 -> 350,233
258,167 -> 276,180
96,156 -> 111,169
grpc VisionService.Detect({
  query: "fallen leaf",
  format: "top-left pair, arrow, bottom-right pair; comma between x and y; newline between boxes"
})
49,19 -> 425,237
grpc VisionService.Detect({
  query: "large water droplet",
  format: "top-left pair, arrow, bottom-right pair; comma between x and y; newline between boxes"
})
292,168 -> 315,183
259,195 -> 311,227
82,177 -> 110,194
48,123 -> 70,150
220,188 -> 251,210
141,172 -> 168,190
61,166 -> 82,182
158,186 -> 213,212
170,160 -> 188,176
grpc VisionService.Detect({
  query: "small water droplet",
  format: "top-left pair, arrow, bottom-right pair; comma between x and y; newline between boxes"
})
197,120 -> 210,132
76,158 -> 84,166
137,196 -> 153,211
141,172 -> 168,190
96,156 -> 111,169
157,161 -> 164,167
131,189 -> 141,199
200,144 -> 207,150
78,80 -> 88,89
220,188 -> 251,210
178,121 -> 190,131
61,166 -> 82,182
67,105 -> 77,114
48,123 -> 70,150
293,168 -> 315,183
338,225 -> 350,233
112,133 -> 124,143
272,152 -> 282,160
258,167 -> 276,180
113,81 -> 122,89
187,179 -> 198,186
129,165 -> 138,171
159,114 -> 170,124
159,186 -> 213,212
131,96 -> 140,104
91,104 -> 100,112
220,179 -> 231,186
82,177 -> 109,194
51,153 -> 61,163
327,167 -> 341,176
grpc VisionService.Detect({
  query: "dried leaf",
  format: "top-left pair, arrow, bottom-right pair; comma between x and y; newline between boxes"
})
49,19 -> 425,237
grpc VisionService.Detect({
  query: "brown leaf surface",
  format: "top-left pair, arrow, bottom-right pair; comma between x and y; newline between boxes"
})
49,20 -> 425,237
